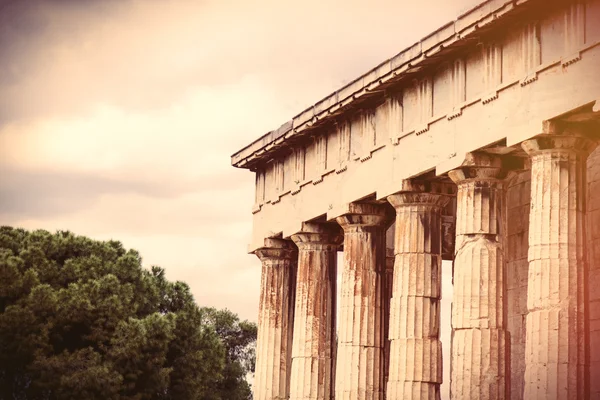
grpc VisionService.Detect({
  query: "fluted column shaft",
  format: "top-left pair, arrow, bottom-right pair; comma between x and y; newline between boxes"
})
448,154 -> 509,400
386,191 -> 450,400
335,203 -> 389,400
289,223 -> 342,400
384,246 -> 395,392
254,238 -> 298,400
522,134 -> 596,400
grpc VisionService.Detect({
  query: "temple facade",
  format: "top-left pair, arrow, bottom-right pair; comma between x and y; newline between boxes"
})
231,0 -> 600,398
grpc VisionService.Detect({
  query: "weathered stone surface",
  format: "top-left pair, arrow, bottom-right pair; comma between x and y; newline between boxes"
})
289,223 -> 342,400
505,170 -> 531,400
235,1 -> 600,254
448,154 -> 510,400
386,191 -> 450,400
522,133 -> 597,400
254,238 -> 298,400
588,145 -> 600,400
335,203 -> 389,400
384,245 -> 394,393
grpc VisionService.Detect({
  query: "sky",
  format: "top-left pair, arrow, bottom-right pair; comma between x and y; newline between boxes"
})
0,0 -> 481,396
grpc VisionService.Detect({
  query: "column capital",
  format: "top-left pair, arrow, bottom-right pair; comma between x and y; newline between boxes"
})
387,179 -> 453,209
290,222 -> 343,250
521,133 -> 597,157
448,152 -> 507,184
387,191 -> 450,209
254,237 -> 297,261
336,202 -> 390,230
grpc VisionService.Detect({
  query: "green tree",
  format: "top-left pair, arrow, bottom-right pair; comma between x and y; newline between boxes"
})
0,227 -> 256,400
201,308 -> 257,400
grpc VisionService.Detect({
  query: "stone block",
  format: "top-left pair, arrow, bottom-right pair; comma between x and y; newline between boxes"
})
517,285 -> 528,316
506,263 -> 519,290
590,269 -> 600,302
517,259 -> 529,289
507,184 -> 521,208
587,147 -> 600,182
520,182 -> 532,205
591,329 -> 600,362
590,179 -> 600,205
507,314 -> 518,332
591,363 -> 600,398
589,238 -> 600,266
591,209 -> 600,240
589,189 -> 600,212
507,207 -> 524,235
590,308 -> 600,332
518,232 -> 529,260
509,231 -> 528,261
521,203 -> 530,231
507,288 -> 518,315
506,234 -> 517,261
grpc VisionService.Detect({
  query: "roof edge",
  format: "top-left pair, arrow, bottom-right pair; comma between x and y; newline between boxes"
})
231,0 -> 533,169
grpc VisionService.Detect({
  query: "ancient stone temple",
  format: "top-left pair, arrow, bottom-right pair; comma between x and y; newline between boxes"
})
231,0 -> 600,398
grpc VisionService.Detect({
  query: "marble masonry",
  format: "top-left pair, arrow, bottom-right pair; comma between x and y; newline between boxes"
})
232,0 -> 600,398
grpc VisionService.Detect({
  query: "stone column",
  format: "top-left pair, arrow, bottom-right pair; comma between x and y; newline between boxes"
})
448,153 -> 509,400
254,238 -> 298,400
386,184 -> 450,400
384,246 -> 395,392
289,223 -> 342,400
521,132 -> 597,400
334,203 -> 389,400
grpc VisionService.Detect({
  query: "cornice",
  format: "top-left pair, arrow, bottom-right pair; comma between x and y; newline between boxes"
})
231,0 -> 544,170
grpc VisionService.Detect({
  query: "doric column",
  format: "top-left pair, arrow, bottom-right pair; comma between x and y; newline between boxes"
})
254,238 -> 298,400
384,246 -> 395,392
386,183 -> 450,400
289,223 -> 342,400
448,153 -> 509,400
521,131 -> 597,400
334,203 -> 389,400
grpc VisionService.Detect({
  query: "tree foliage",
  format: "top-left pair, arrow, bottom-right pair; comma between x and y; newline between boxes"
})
0,227 -> 256,400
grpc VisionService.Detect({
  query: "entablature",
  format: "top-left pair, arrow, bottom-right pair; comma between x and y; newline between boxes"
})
231,0 -> 600,252
231,0 -> 578,171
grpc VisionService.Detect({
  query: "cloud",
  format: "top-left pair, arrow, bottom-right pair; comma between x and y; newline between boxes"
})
0,164 -> 250,218
0,0 -> 482,125
0,77 -> 293,176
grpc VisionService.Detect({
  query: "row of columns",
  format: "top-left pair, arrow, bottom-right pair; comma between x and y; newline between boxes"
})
252,127 -> 597,400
